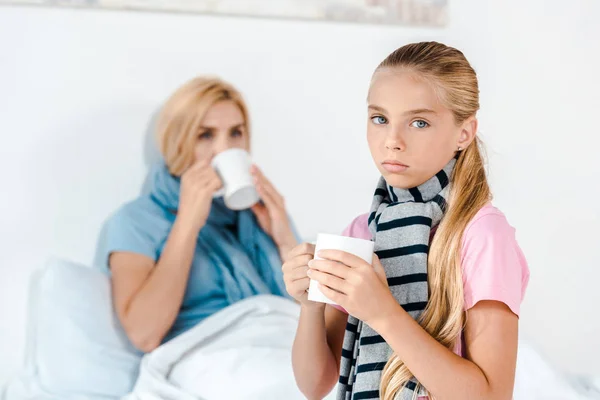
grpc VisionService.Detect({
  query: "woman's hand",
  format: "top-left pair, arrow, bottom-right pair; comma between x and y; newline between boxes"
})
250,165 -> 297,259
177,160 -> 223,233
307,251 -> 398,326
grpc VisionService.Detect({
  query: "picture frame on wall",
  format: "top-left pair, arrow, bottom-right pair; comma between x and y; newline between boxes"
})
0,0 -> 448,27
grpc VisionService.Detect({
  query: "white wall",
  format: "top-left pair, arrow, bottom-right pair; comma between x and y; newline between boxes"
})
0,0 -> 598,383
481,0 -> 600,375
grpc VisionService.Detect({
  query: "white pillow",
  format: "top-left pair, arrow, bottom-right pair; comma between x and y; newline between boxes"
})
4,258 -> 142,399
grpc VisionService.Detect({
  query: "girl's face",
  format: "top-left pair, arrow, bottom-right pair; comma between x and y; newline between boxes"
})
193,100 -> 250,164
367,68 -> 477,189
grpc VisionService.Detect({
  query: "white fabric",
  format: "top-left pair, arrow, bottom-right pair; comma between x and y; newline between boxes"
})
123,294 -> 332,400
2,258 -> 142,400
514,338 -> 600,399
2,259 -> 598,400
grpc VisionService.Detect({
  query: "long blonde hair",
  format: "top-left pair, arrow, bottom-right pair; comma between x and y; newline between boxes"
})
156,76 -> 250,176
377,42 -> 492,400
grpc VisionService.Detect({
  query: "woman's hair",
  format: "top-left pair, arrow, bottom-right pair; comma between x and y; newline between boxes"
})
156,76 -> 250,176
377,42 -> 492,400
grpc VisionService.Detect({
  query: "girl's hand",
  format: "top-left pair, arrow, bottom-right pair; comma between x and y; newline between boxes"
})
282,243 -> 324,309
250,165 -> 297,258
307,251 -> 398,326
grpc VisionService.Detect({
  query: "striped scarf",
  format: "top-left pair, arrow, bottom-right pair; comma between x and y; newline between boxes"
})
337,158 -> 455,400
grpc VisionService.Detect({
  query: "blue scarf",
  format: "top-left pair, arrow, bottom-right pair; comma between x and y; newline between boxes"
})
149,162 -> 289,304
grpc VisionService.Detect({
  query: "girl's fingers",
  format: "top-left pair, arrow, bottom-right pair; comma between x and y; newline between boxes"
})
317,250 -> 371,269
282,254 -> 314,272
291,277 -> 311,295
307,269 -> 348,294
288,243 -> 316,259
318,283 -> 345,305
308,259 -> 350,280
288,266 -> 310,282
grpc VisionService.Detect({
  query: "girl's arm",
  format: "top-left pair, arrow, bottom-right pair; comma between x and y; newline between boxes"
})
292,304 -> 348,400
309,248 -> 520,400
373,300 -> 518,400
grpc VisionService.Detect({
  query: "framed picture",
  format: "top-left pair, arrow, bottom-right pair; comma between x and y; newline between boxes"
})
0,0 -> 448,27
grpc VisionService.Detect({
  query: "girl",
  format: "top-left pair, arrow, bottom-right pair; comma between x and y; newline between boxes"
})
97,77 -> 297,353
284,42 -> 529,400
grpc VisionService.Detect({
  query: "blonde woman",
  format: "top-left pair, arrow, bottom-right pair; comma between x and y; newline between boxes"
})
285,42 -> 529,400
98,77 -> 298,353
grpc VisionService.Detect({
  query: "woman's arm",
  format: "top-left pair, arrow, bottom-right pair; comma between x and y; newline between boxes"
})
110,216 -> 200,353
373,300 -> 518,400
110,161 -> 222,352
292,304 -> 348,400
250,166 -> 297,263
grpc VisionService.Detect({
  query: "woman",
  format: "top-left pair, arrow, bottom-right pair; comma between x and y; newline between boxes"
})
98,76 -> 298,353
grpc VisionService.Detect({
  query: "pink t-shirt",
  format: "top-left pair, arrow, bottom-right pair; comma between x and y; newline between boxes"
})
338,204 -> 529,397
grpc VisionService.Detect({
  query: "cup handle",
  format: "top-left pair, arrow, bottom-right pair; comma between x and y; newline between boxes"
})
213,187 -> 225,198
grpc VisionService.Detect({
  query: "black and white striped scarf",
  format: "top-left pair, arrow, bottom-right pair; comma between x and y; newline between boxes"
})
337,158 -> 456,400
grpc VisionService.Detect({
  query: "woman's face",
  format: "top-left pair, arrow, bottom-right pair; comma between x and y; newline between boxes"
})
366,68 -> 476,189
193,100 -> 250,164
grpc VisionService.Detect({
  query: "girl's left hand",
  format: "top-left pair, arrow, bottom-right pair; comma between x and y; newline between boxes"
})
250,165 -> 297,259
307,251 -> 399,327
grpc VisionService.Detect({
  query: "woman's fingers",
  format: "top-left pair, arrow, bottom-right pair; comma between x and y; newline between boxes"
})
251,165 -> 285,210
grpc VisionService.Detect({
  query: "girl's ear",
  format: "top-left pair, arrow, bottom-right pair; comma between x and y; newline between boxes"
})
457,117 -> 478,150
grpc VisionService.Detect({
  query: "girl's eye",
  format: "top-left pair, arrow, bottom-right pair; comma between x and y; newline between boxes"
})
198,131 -> 213,140
410,120 -> 429,129
371,116 -> 388,125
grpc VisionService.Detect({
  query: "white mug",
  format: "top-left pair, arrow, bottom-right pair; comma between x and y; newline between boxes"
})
211,148 -> 260,210
308,233 -> 375,305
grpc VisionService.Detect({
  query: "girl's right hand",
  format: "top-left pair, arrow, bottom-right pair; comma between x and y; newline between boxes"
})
177,161 -> 223,232
282,243 -> 323,308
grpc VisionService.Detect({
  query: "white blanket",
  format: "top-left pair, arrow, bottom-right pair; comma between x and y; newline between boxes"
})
4,290 -> 598,400
122,295 -> 336,400
514,339 -> 600,400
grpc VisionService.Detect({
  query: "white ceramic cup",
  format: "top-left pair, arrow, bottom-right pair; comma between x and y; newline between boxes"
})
308,233 -> 375,305
211,148 -> 260,210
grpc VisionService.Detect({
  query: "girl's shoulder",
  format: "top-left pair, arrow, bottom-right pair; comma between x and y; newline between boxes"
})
460,204 -> 530,315
341,213 -> 372,240
463,203 -> 511,237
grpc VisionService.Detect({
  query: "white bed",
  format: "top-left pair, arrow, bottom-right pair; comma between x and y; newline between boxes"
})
1,256 -> 599,400
0,258 -> 339,400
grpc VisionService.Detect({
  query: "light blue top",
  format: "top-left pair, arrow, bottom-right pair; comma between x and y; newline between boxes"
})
95,162 -> 292,343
